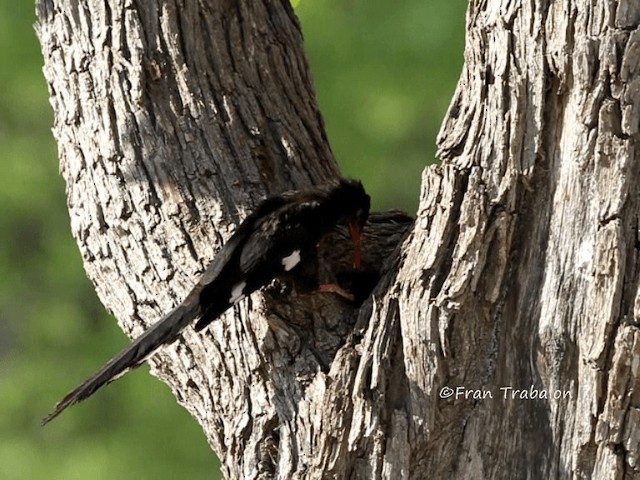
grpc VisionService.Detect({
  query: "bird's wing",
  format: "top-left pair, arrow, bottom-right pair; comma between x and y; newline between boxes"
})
192,197 -> 324,332
196,195 -> 290,287
235,197 -> 322,276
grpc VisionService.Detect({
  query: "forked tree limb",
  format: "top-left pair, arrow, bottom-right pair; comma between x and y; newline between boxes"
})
37,0 -> 640,478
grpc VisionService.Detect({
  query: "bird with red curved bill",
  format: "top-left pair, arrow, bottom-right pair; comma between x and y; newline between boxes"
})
42,178 -> 370,424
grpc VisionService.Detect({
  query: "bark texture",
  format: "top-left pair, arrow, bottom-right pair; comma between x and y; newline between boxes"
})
434,1 -> 640,478
37,0 -> 640,479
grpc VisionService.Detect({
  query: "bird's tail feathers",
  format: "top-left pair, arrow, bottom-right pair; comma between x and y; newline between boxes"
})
42,300 -> 200,425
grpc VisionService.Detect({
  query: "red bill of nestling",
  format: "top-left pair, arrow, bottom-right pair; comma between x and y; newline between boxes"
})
348,220 -> 363,269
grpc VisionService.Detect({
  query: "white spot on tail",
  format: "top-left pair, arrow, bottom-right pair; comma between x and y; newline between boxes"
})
281,250 -> 301,271
229,281 -> 247,304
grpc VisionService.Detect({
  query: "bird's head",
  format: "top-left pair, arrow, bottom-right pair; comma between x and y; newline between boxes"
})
324,179 -> 370,268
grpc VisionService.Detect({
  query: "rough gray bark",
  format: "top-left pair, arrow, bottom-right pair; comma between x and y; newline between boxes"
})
37,0 -> 640,479
432,1 -> 640,478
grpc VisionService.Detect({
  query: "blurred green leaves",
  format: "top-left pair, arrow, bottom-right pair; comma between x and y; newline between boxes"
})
296,0 -> 466,211
1,1 -> 465,479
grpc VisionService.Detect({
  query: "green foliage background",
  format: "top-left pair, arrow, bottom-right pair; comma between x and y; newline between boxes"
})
0,1 -> 465,478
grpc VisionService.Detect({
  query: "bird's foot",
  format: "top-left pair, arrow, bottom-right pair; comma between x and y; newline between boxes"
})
318,283 -> 354,302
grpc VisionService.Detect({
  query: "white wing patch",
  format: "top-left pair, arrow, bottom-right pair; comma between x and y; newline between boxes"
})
229,281 -> 247,305
281,250 -> 301,271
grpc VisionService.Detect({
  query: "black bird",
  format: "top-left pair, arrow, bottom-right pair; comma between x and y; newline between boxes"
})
43,178 -> 370,424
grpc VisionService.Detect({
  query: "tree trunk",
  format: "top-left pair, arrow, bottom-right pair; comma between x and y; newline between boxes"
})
36,0 -> 640,479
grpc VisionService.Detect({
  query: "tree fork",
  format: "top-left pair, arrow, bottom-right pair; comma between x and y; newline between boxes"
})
37,0 -> 640,478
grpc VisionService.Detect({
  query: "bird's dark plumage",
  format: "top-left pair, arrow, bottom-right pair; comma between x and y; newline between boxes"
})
43,179 -> 369,424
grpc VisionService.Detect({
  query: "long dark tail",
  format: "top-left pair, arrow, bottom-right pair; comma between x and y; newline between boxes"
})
42,299 -> 201,425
